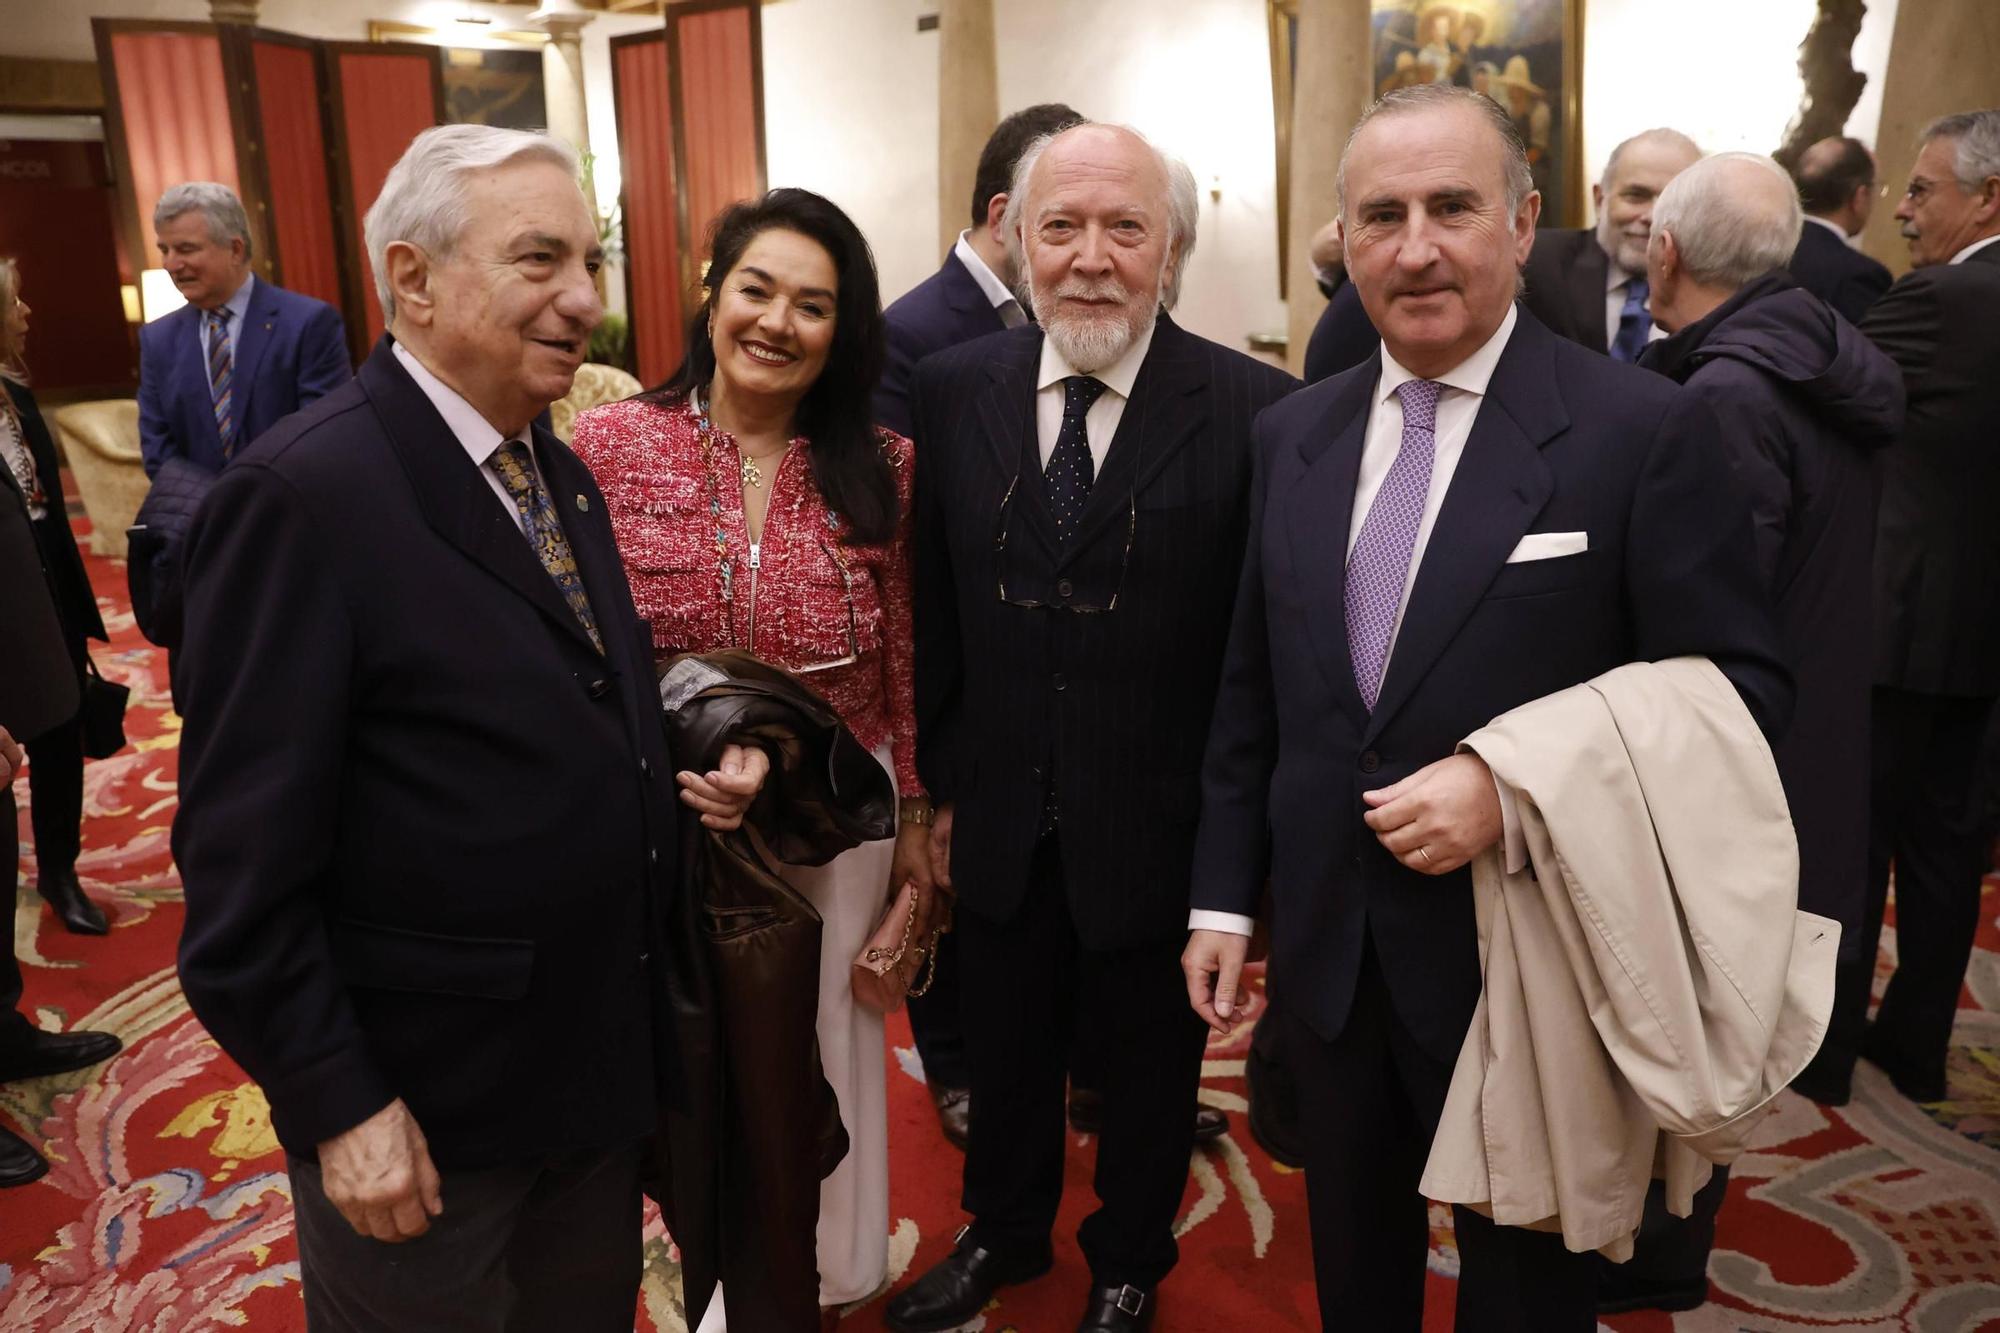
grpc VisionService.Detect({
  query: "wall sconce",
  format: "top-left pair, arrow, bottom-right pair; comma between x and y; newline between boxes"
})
1210,174 -> 1223,203
140,268 -> 185,323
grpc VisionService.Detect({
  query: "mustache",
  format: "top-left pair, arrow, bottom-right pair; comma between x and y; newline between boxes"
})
1051,277 -> 1132,307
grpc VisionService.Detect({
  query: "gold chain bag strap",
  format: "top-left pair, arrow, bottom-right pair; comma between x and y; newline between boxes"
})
852,877 -> 949,1013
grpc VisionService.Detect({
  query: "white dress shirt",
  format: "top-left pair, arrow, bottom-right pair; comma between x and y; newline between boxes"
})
392,340 -> 543,535
1604,260 -> 1666,353
1952,234 -> 2000,265
953,230 -> 1028,328
1034,315 -> 1157,472
198,272 -> 256,394
1188,306 -> 1523,939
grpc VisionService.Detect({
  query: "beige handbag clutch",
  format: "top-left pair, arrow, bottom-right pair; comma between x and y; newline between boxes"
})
852,881 -> 950,1013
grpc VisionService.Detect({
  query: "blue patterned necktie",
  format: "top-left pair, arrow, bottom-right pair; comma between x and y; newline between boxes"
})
206,308 -> 236,455
1345,379 -> 1443,710
1610,276 -> 1652,362
488,440 -> 604,654
1046,375 -> 1107,542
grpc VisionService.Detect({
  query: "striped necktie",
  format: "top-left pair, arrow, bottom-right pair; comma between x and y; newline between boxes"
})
206,308 -> 236,455
489,440 -> 604,654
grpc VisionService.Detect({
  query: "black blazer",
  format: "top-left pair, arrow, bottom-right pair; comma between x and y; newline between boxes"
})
1191,310 -> 1789,1061
1301,227 -> 1614,383
876,251 -> 1009,438
0,433 -> 77,744
1787,221 -> 1893,325
173,339 -> 680,1166
7,381 -> 107,655
1867,241 -> 2000,696
912,316 -> 1298,948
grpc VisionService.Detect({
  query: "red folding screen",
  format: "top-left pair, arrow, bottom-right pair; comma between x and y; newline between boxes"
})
251,36 -> 341,311
327,46 -> 447,352
672,3 -> 764,268
613,32 -> 683,386
99,26 -> 242,273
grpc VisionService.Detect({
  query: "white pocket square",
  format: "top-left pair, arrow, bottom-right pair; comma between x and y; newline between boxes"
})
1506,531 -> 1588,563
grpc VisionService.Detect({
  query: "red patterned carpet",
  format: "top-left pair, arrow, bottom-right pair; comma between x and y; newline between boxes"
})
4,522 -> 1999,1332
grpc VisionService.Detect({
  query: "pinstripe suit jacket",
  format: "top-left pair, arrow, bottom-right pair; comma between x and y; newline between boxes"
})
911,315 -> 1298,948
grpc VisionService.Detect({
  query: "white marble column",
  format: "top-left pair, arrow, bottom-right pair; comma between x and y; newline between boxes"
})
530,0 -> 597,212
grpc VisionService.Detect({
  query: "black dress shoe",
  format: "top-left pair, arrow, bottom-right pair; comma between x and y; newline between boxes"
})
0,1124 -> 50,1188
1595,1270 -> 1708,1315
931,1084 -> 970,1152
37,870 -> 109,936
885,1228 -> 1052,1333
1067,1089 -> 1231,1143
1788,1053 -> 1853,1107
1077,1283 -> 1155,1332
0,1028 -> 124,1084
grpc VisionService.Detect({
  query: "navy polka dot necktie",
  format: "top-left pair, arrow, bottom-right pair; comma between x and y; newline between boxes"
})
1046,375 -> 1107,543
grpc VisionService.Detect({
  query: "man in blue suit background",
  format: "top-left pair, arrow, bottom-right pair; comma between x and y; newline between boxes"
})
138,182 -> 349,477
874,103 -> 1082,440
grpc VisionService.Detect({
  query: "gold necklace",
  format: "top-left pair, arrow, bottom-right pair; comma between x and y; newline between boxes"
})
738,444 -> 789,490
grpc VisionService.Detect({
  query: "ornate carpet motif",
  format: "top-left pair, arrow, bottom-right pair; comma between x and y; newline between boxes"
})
3,525 -> 1996,1331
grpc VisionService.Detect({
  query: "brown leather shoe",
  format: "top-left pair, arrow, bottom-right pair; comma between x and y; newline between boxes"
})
931,1084 -> 970,1151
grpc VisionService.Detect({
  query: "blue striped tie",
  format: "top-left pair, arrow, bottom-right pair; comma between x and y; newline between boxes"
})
206,308 -> 236,456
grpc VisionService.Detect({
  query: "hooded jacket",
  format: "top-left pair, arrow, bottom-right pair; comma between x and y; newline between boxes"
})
1642,275 -> 1905,955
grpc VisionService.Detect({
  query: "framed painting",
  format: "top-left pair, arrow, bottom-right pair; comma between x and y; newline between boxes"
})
368,20 -> 549,133
1368,0 -> 1585,226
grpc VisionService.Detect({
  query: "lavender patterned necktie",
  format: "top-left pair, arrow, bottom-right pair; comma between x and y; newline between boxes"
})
1345,378 -> 1443,710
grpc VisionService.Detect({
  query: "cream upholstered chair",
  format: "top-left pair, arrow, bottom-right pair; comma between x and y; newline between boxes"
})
550,362 -> 642,443
50,399 -> 147,559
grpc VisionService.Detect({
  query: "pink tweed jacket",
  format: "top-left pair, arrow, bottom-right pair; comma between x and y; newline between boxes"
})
571,392 -> 923,796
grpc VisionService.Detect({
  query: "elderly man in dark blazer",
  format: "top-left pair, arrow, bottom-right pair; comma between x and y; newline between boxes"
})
1185,86 -> 1788,1332
1787,136 -> 1894,324
890,122 -> 1296,1333
1805,108 -> 2000,1109
1303,127 -> 1701,382
138,182 -> 348,478
173,126 -> 763,1332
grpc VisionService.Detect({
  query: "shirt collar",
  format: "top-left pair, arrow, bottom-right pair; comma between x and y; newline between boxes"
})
1804,214 -> 1850,241
952,231 -> 1020,312
391,340 -> 528,472
208,271 -> 255,323
1605,259 -> 1644,293
1035,312 -> 1159,400
1951,233 -> 2000,265
1377,303 -> 1518,406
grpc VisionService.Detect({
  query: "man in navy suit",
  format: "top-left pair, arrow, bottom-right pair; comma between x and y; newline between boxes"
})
138,182 -> 349,477
1183,86 -> 1788,1331
875,103 -> 1083,439
1787,136 -> 1894,324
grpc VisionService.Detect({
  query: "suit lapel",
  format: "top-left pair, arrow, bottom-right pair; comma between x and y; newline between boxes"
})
1286,362 -> 1377,725
1061,315 -> 1207,565
976,333 -> 1059,566
1362,318 -> 1567,743
361,340 -> 601,655
230,283 -> 284,428
536,427 -> 631,661
1572,234 -> 1610,351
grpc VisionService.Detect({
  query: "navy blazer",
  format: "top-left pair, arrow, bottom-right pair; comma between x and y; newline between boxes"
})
173,339 -> 678,1166
875,251 -> 1009,438
1191,309 -> 1790,1061
138,277 -> 349,477
1787,221 -> 1893,326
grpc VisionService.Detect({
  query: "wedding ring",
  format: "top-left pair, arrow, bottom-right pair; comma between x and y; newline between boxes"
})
1419,846 -> 1433,865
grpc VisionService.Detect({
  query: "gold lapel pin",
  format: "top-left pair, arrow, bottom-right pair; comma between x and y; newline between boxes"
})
576,494 -> 589,513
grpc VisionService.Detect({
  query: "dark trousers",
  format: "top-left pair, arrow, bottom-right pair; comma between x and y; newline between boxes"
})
957,834 -> 1207,1289
1601,1164 -> 1730,1289
288,1141 -> 644,1332
1820,687 -> 1992,1089
1,786 -> 35,1052
1285,946 -> 1598,1333
905,926 -> 969,1090
25,715 -> 83,877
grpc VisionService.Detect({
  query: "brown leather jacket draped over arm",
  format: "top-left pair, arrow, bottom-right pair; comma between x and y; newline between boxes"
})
648,648 -> 896,1333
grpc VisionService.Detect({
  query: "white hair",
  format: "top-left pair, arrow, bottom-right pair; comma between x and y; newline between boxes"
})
154,181 -> 253,257
1600,127 -> 1703,191
1923,108 -> 2000,190
1651,152 -> 1803,289
1000,123 -> 1200,310
363,124 -> 580,321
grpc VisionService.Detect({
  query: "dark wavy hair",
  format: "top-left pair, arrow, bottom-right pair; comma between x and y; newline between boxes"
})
648,188 -> 894,545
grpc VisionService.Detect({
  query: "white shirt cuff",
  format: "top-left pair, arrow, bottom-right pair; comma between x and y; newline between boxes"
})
1495,775 -> 1527,874
1188,910 -> 1257,937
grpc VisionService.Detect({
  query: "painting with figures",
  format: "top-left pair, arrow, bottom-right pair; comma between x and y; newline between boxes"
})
1370,0 -> 1582,226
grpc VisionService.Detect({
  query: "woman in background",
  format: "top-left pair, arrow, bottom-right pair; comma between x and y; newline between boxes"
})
0,258 -> 110,936
571,189 -> 928,1330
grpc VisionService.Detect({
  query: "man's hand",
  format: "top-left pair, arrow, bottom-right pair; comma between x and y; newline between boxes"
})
927,803 -> 955,892
677,743 -> 771,830
1361,752 -> 1502,875
0,726 -> 20,784
1183,928 -> 1251,1036
316,1098 -> 443,1243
